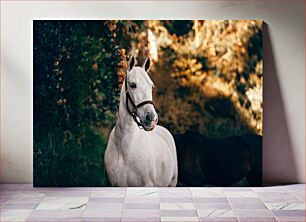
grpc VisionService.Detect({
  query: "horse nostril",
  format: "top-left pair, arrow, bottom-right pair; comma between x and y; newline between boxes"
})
146,113 -> 153,122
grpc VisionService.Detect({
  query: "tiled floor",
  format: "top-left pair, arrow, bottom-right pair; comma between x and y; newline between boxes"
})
0,184 -> 305,222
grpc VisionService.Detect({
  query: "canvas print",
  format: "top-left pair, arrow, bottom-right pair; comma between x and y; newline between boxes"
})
34,20 -> 263,187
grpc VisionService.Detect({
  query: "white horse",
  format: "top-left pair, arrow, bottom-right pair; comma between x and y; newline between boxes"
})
104,55 -> 178,187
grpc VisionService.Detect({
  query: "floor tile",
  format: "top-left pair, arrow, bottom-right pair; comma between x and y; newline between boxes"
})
19,184 -> 38,191
160,197 -> 194,203
91,187 -> 125,192
29,209 -> 84,217
160,203 -> 196,210
223,188 -> 252,191
10,191 -> 45,199
36,196 -> 88,210
86,202 -> 123,209
191,188 -> 225,197
196,202 -> 231,209
228,197 -> 262,204
125,203 -> 159,209
161,209 -> 198,217
230,202 -> 266,209
125,187 -> 158,198
225,191 -> 258,198
89,197 -> 124,203
1,196 -> 11,206
265,202 -> 305,210
253,186 -> 289,193
125,197 -> 159,203
91,189 -> 125,198
159,188 -> 192,198
234,209 -> 274,218
2,203 -> 39,209
237,218 -> 277,222
160,187 -> 190,192
44,191 -> 91,197
257,192 -> 300,203
261,198 -> 302,204
1,184 -> 24,191
83,217 -> 121,222
200,217 -> 238,222
27,216 -> 83,221
122,209 -> 160,217
280,184 -> 305,191
162,216 -> 199,222
122,217 -> 161,221
293,191 -> 305,197
0,209 -> 33,221
276,218 -> 306,222
198,209 -> 235,217
83,208 -> 123,217
194,197 -> 228,203
6,197 -> 44,204
271,209 -> 305,217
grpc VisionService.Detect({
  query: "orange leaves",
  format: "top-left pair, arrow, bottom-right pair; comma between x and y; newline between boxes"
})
147,20 -> 263,135
107,21 -> 117,32
117,48 -> 127,85
92,63 -> 98,72
57,98 -> 67,106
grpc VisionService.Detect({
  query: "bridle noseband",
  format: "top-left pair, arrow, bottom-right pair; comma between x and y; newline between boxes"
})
125,75 -> 155,129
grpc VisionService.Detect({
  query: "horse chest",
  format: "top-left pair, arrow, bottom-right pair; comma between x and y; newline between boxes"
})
115,147 -> 171,186
105,126 -> 177,187
106,156 -> 146,187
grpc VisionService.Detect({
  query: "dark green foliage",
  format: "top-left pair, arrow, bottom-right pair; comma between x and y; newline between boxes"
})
33,21 -> 120,186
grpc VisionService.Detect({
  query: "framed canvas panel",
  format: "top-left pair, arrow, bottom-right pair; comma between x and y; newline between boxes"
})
33,20 -> 263,187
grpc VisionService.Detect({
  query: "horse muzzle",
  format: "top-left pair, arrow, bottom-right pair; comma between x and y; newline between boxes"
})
142,112 -> 158,131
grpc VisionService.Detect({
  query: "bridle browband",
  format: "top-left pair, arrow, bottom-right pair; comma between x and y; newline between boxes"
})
125,75 -> 155,129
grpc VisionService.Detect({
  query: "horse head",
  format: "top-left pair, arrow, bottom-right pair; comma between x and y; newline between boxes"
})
125,55 -> 158,131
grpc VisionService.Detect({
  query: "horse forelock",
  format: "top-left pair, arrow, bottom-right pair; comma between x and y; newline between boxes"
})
129,66 -> 154,88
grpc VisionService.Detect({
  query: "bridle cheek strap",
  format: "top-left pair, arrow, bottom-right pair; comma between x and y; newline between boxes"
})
125,78 -> 155,128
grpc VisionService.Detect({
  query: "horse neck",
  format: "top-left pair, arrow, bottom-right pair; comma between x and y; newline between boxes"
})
114,81 -> 140,156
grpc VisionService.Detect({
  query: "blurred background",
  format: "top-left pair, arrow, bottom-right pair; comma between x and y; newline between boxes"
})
34,20 -> 263,186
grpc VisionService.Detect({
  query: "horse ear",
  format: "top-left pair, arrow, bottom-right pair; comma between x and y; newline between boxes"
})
128,55 -> 136,71
142,57 -> 151,73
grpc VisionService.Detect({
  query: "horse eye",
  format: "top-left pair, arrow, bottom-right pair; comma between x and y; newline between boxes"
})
130,82 -> 137,89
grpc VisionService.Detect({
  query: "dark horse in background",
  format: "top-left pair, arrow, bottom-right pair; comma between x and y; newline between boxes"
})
174,132 -> 262,186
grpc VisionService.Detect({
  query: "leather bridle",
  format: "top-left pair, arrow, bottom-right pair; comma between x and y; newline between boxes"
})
125,75 -> 155,128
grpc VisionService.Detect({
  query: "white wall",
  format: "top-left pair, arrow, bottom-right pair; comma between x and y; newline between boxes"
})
1,1 -> 305,184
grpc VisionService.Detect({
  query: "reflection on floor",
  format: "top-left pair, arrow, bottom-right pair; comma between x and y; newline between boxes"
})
0,184 -> 304,222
